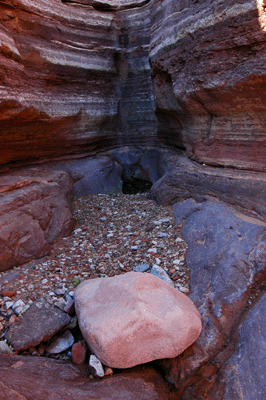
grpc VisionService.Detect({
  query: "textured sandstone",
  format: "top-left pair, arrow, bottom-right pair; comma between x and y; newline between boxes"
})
149,154 -> 266,220
75,271 -> 202,369
0,0 -> 156,167
0,354 -> 178,399
149,0 -> 266,171
0,167 -> 73,271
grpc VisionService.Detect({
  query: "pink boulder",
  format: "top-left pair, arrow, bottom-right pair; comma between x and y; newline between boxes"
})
75,271 -> 202,369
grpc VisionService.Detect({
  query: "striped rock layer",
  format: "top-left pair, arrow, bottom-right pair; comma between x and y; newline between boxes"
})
1,0 -> 266,172
0,0 -> 156,167
150,0 -> 266,171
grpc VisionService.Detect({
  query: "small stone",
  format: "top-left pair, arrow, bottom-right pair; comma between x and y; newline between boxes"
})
54,298 -> 66,309
147,247 -> 157,253
64,316 -> 78,331
152,218 -> 170,226
41,279 -> 48,285
0,341 -> 13,354
5,301 -> 14,310
55,288 -> 67,296
130,246 -> 139,251
12,300 -> 25,311
104,366 -> 114,376
133,264 -> 150,272
63,299 -> 75,315
1,289 -> 16,298
178,286 -> 190,294
89,354 -> 105,378
46,330 -> 74,354
37,343 -> 46,356
149,265 -> 174,287
72,341 -> 87,365
173,259 -> 181,265
157,233 -> 168,238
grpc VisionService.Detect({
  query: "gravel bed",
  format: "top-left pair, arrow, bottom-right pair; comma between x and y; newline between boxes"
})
0,193 -> 189,334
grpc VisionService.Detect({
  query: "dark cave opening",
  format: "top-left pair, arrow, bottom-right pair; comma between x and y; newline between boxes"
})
122,178 -> 152,194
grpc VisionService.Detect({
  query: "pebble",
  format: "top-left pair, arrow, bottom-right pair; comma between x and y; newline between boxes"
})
0,340 -> 13,354
46,330 -> 74,354
72,340 -> 87,365
89,354 -> 105,378
150,265 -> 174,287
0,193 -> 189,335
134,264 -> 150,272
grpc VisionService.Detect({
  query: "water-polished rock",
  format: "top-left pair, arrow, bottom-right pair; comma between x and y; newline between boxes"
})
156,199 -> 266,399
0,167 -> 73,271
75,271 -> 202,368
0,354 -> 178,399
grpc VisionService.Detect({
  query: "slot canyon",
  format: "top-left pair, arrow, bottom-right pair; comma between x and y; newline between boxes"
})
0,0 -> 266,398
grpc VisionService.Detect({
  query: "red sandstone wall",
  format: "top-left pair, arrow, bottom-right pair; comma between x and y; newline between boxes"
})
150,0 -> 266,171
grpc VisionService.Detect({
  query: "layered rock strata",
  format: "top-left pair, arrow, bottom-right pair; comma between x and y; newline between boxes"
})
0,0 -> 156,167
149,154 -> 266,221
150,0 -> 266,171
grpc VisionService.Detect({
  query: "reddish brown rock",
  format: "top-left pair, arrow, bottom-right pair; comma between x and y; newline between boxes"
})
75,271 -> 202,368
0,0 -> 156,168
0,353 -> 178,399
1,289 -> 16,297
72,340 -> 87,365
150,0 -> 266,171
0,167 -> 73,271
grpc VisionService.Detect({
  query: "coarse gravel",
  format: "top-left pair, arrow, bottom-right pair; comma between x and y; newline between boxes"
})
0,193 -> 189,334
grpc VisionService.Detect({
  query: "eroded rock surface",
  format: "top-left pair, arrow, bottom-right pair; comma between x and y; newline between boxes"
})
149,155 -> 266,220
0,354 -> 178,399
75,271 -> 202,368
5,300 -> 71,351
154,199 -> 266,399
0,0 -> 156,167
0,168 -> 73,271
150,0 -> 266,171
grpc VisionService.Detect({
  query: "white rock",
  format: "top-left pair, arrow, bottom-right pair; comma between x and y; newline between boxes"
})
89,354 -> 105,378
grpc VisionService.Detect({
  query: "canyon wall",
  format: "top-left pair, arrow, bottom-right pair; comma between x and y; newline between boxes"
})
0,0 -> 156,168
150,0 -> 266,171
2,0 -> 266,173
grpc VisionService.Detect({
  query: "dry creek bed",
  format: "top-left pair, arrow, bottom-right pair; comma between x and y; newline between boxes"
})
0,193 -> 189,338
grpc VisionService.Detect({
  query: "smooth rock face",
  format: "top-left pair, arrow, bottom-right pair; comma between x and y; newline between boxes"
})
149,0 -> 266,171
75,271 -> 202,368
220,292 -> 266,400
0,354 -> 178,400
0,167 -> 73,271
5,300 -> 71,351
155,199 -> 266,398
55,156 -> 123,197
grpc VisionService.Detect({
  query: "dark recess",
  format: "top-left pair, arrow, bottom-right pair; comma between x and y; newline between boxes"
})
122,178 -> 152,194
